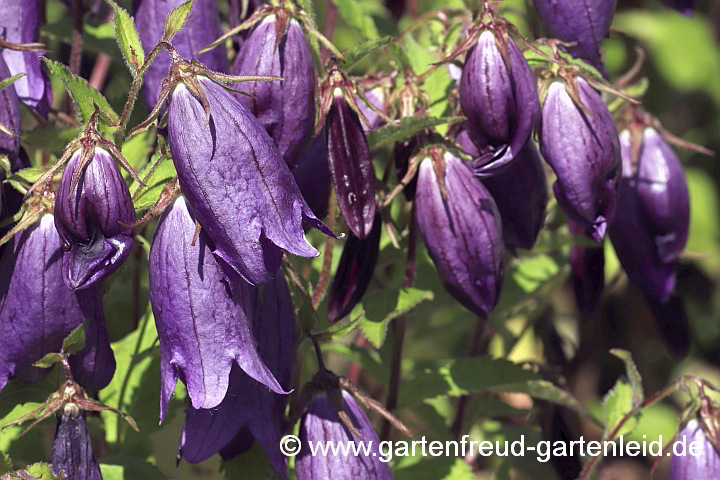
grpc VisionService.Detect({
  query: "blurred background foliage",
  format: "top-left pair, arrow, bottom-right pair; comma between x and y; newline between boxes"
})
1,0 -> 719,479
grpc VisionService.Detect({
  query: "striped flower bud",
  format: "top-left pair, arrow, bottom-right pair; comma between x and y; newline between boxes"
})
52,409 -> 103,480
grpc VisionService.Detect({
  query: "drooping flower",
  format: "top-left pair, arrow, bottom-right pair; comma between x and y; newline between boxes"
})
645,293 -> 690,358
0,0 -> 52,116
609,128 -> 689,302
291,130 -> 332,219
326,93 -> 376,239
670,419 -> 720,479
68,311 -> 116,392
296,390 -> 392,480
328,214 -> 382,323
459,30 -> 540,174
167,76 -> 333,285
178,274 -> 297,477
0,55 -> 21,168
135,0 -> 228,111
456,126 -> 548,252
54,147 -> 135,290
52,408 -> 103,480
538,78 -> 621,241
532,0 -> 616,74
415,152 -> 505,317
232,16 -> 316,164
0,215 -> 105,392
149,197 -> 286,420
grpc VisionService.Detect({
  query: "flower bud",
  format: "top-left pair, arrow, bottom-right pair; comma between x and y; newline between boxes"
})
328,214 -> 382,323
168,77 -> 333,285
232,16 -> 316,164
135,0 -> 228,111
0,215 -> 104,392
327,93 -> 377,239
149,197 -> 286,420
54,147 -> 135,290
178,275 -> 297,477
459,31 -> 539,174
532,0 -> 615,74
0,0 -> 52,116
539,78 -> 621,241
670,419 -> 720,479
456,127 -> 548,253
415,153 -> 505,317
0,55 -> 21,167
52,410 -> 103,480
68,312 -> 116,391
357,88 -> 386,133
296,390 -> 392,480
609,128 -> 689,302
568,220 -> 605,315
291,130 -> 332,219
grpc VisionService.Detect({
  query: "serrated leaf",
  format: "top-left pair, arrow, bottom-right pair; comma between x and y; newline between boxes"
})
220,442 -> 281,480
32,353 -> 64,369
610,349 -> 644,408
129,155 -> 176,210
42,58 -> 120,127
164,0 -> 196,43
359,288 -> 434,348
61,322 -> 86,355
99,456 -> 168,480
602,379 -> 637,438
0,73 -> 25,93
6,167 -> 49,186
334,0 -> 380,39
340,36 -> 392,70
367,116 -> 463,150
105,0 -> 145,75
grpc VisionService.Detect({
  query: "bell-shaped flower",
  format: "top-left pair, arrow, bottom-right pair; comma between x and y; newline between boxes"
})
168,77 -> 333,285
52,409 -> 103,480
54,147 -> 135,290
290,130 -> 332,219
671,419 -> 720,479
149,197 -> 286,420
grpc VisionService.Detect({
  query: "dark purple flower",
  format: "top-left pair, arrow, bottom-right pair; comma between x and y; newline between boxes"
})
0,0 -> 52,116
328,214 -> 381,323
539,78 -> 621,242
232,16 -> 316,165
459,31 -> 539,174
671,419 -> 720,479
456,126 -> 548,252
394,135 -> 422,201
68,311 -> 116,391
0,215 -> 105,391
645,293 -> 690,358
0,55 -> 21,168
415,153 -> 505,317
135,0 -> 228,111
149,197 -> 286,420
609,128 -> 689,302
327,94 -> 377,239
52,409 -> 103,480
178,274 -> 297,477
54,147 -> 135,290
296,390 -> 392,480
291,130 -> 332,219
532,0 -> 615,74
168,77 -> 333,285
568,220 -> 605,315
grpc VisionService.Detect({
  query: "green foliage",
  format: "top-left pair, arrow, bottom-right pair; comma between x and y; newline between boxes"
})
334,0 -> 381,39
106,0 -> 145,75
359,288 -> 434,347
367,116 -> 464,150
164,0 -> 197,43
100,456 -> 169,480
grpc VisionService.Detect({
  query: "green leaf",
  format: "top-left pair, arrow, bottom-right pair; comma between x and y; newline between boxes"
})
0,73 -> 25,93
6,167 -> 50,186
494,380 -> 591,422
340,36 -> 392,70
106,0 -> 145,75
359,288 -> 434,348
42,58 -> 120,127
32,353 -> 64,369
100,456 -> 168,480
602,379 -> 637,438
610,349 -> 644,408
164,0 -> 196,43
5,463 -> 62,480
128,154 -> 176,211
367,116 -> 464,150
334,0 -> 380,39
62,322 -> 86,355
220,442 -> 281,480
0,452 -> 11,476
22,123 -> 82,157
